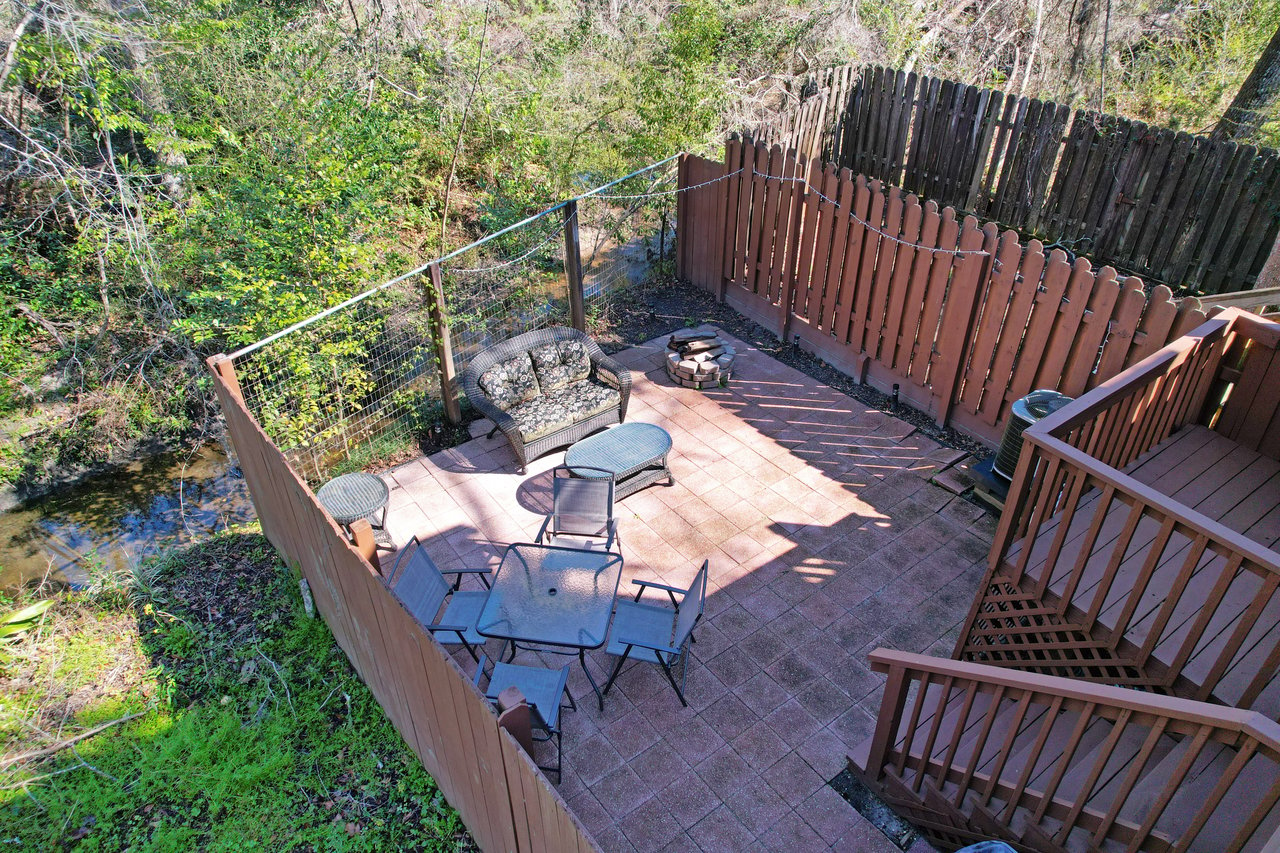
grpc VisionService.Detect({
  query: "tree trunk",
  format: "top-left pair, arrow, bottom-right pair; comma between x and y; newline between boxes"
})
1215,22 -> 1280,143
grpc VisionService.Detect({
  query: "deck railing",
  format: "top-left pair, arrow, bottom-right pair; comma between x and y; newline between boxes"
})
860,649 -> 1280,853
957,310 -> 1280,709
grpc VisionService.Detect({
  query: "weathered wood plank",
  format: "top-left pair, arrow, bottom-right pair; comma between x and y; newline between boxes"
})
832,174 -> 874,347
818,168 -> 856,333
959,231 -> 1024,416
881,194 -> 924,367
895,200 -> 943,377
1092,277 -> 1149,388
798,162 -> 833,325
1127,285 -> 1180,368
1061,268 -> 1122,397
909,209 -> 961,383
863,187 -> 906,356
1191,145 -> 1258,294
850,179 -> 888,352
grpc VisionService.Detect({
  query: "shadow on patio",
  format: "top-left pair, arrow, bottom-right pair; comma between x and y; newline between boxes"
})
378,328 -> 994,853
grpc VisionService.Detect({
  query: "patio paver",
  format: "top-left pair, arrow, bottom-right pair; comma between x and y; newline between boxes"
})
380,327 -> 994,852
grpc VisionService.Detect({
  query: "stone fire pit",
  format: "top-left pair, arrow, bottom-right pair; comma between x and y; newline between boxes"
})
664,329 -> 737,389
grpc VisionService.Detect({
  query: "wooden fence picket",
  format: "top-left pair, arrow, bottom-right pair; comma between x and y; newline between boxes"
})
760,64 -> 1280,294
909,208 -> 960,387
958,231 -> 1026,418
682,138 -> 1219,444
819,169 -> 857,336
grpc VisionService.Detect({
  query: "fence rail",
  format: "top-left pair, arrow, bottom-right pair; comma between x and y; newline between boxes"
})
677,138 -> 1209,446
208,355 -> 598,853
755,65 -> 1280,295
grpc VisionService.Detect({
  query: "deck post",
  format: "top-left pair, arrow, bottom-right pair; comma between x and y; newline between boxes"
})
426,263 -> 462,425
563,199 -> 587,332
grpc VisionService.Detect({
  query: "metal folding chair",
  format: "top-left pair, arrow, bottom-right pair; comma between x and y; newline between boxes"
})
473,654 -> 575,781
386,536 -> 492,662
536,465 -> 620,554
602,559 -> 709,707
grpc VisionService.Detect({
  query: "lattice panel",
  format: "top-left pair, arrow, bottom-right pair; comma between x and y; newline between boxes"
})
957,579 -> 1165,689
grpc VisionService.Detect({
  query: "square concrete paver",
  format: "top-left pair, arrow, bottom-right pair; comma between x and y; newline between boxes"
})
377,328 -> 992,852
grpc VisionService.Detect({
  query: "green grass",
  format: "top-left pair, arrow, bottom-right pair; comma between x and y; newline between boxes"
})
0,529 -> 472,851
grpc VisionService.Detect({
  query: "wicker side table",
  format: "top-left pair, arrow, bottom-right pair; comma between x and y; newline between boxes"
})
564,423 -> 674,499
316,472 -> 393,549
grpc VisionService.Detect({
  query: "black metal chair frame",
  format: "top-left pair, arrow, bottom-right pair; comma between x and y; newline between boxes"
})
602,559 -> 709,707
536,465 -> 621,554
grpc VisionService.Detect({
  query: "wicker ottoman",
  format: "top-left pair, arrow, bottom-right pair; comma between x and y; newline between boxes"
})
564,423 -> 674,499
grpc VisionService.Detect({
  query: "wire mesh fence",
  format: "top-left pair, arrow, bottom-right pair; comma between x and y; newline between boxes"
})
579,160 -> 679,326
439,206 -> 571,379
227,156 -> 681,485
231,279 -> 440,484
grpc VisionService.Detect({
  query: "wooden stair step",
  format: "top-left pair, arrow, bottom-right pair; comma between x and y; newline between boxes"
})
1114,456 -> 1280,646
1032,428 -> 1269,603
976,715 -> 1172,837
1211,617 -> 1280,720
973,708 -> 1112,800
1000,428 -> 1218,571
887,682 -> 1005,784
985,731 -> 1280,853
1025,427 -> 1233,588
1149,741 -> 1280,853
1160,585 -> 1280,715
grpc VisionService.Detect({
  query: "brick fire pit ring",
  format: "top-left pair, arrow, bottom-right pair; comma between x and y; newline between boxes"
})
664,329 -> 736,390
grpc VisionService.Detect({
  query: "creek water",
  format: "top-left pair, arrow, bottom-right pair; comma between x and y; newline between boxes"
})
0,442 -> 256,592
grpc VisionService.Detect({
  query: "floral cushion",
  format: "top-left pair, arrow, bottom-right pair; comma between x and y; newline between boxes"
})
478,353 -> 541,411
531,339 -> 593,393
559,340 -> 591,380
529,343 -> 562,373
508,379 -> 620,441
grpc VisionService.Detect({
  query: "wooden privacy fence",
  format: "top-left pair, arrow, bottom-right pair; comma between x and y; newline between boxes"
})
675,139 -> 1209,446
207,356 -> 598,853
755,64 -> 1280,295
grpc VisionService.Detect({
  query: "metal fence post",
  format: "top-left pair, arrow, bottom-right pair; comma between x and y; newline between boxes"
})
563,199 -> 587,332
426,263 -> 462,425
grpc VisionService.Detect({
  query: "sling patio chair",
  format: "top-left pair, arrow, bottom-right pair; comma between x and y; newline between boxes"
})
602,559 -> 709,707
535,465 -> 620,554
473,654 -> 575,781
386,535 -> 492,663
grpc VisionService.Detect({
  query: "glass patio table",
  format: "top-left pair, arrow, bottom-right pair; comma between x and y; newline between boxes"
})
475,542 -> 624,710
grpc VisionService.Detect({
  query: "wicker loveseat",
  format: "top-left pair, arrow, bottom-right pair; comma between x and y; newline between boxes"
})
462,327 -> 632,472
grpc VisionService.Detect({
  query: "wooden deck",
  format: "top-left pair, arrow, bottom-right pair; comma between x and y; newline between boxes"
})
1006,425 -> 1280,717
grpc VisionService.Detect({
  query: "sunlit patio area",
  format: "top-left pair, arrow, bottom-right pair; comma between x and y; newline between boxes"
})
373,328 -> 992,853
